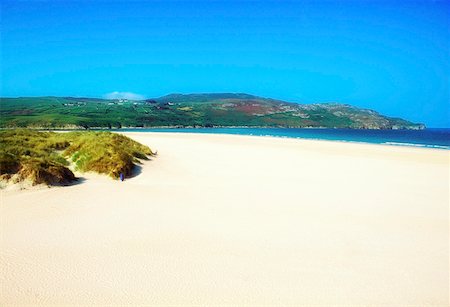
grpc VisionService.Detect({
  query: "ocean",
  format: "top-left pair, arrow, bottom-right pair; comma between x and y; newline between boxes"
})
119,128 -> 450,150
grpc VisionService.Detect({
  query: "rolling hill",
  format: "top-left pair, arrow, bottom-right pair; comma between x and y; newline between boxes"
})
0,93 -> 425,130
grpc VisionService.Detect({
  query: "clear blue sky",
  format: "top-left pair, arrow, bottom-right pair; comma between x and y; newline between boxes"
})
1,0 -> 449,127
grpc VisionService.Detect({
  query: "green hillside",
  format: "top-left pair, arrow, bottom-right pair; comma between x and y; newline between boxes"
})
0,94 -> 425,129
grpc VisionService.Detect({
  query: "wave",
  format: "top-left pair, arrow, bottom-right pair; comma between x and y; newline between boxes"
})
383,142 -> 450,150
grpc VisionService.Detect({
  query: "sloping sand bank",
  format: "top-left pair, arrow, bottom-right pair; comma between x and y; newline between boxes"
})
1,132 -> 448,306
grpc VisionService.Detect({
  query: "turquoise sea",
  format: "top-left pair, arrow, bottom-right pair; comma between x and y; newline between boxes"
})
119,128 -> 450,150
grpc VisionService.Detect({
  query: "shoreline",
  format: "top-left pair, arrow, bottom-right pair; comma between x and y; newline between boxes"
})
0,125 -> 429,130
120,130 -> 450,152
1,132 -> 448,305
2,127 -> 447,150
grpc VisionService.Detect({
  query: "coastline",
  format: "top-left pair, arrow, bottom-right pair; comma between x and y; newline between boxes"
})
1,132 -> 448,305
117,129 -> 450,150
1,127 -> 447,150
0,125 -> 427,130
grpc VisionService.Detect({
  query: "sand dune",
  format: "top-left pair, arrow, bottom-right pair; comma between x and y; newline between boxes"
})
1,132 -> 448,306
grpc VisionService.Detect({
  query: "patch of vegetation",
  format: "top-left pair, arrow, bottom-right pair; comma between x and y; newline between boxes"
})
63,131 -> 153,178
0,130 -> 153,186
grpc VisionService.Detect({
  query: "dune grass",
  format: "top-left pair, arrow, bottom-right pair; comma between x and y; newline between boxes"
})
63,131 -> 153,178
0,129 -> 153,185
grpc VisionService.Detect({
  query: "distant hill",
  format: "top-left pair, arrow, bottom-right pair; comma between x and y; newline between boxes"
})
0,93 -> 425,129
156,93 -> 262,103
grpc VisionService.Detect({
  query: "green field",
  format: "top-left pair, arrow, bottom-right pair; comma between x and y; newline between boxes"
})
0,93 -> 425,129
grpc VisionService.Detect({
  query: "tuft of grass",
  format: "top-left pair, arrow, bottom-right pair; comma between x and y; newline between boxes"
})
62,131 -> 153,178
15,157 -> 76,185
0,129 -> 153,185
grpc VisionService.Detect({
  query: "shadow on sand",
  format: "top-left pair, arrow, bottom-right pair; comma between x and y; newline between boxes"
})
126,155 -> 155,180
53,177 -> 87,187
127,164 -> 143,179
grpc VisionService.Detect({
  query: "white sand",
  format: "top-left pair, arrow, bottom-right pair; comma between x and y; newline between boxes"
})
1,132 -> 449,306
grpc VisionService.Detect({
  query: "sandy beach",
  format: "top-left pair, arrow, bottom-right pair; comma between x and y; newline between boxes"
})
1,132 -> 448,306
